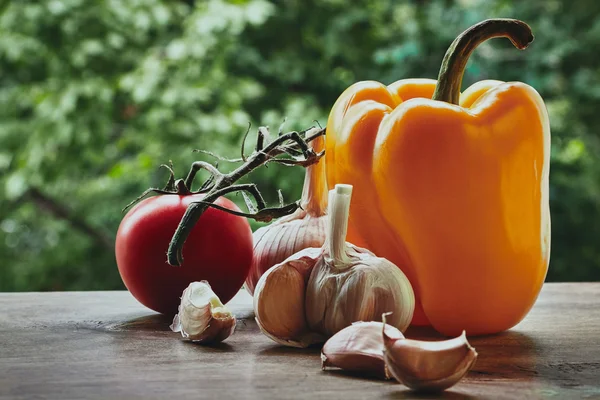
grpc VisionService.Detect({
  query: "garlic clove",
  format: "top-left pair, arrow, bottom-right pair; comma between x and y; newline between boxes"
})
170,281 -> 236,343
321,321 -> 404,379
382,314 -> 478,392
253,247 -> 325,347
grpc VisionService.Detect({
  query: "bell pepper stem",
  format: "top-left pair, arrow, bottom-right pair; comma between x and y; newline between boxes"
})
432,19 -> 534,105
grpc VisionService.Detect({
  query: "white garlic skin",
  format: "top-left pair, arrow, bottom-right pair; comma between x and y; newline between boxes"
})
305,244 -> 415,337
245,212 -> 327,295
170,281 -> 236,344
321,321 -> 404,379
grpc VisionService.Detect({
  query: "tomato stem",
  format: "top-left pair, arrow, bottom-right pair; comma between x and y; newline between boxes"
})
165,126 -> 326,266
184,161 -> 222,191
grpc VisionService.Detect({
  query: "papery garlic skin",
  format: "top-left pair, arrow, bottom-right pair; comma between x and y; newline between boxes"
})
246,213 -> 327,295
321,321 -> 404,379
382,314 -> 478,392
306,185 -> 415,336
306,249 -> 415,337
245,132 -> 328,295
253,247 -> 325,348
170,281 -> 236,343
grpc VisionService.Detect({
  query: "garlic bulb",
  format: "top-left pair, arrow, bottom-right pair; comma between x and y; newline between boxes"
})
254,184 -> 415,347
382,314 -> 478,392
306,185 -> 415,335
245,131 -> 328,295
170,281 -> 236,343
321,321 -> 404,379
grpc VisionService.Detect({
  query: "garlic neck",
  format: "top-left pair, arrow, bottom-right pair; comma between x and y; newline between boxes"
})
300,133 -> 328,217
327,184 -> 353,269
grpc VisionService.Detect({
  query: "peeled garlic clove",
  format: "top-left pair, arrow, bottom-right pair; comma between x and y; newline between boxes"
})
170,281 -> 236,344
382,315 -> 478,392
245,132 -> 328,295
254,247 -> 325,347
321,321 -> 404,379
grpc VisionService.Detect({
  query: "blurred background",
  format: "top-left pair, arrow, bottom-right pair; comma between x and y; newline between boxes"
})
0,0 -> 598,291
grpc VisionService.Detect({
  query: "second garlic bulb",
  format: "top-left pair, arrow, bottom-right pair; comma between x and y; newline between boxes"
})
245,131 -> 328,295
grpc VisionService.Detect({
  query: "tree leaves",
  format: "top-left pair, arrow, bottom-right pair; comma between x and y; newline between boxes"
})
0,0 -> 598,291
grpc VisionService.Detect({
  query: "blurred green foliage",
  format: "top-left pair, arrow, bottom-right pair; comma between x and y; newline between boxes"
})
1,0 -> 599,291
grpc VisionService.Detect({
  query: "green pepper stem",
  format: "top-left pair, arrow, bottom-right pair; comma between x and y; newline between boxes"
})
432,19 -> 534,105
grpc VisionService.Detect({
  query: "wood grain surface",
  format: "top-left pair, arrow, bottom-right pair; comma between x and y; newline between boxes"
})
1,283 -> 599,399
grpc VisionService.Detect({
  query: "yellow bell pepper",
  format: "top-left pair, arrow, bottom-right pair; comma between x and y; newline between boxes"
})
325,19 -> 551,336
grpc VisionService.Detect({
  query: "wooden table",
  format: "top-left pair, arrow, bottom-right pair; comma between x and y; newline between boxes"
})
1,283 -> 599,399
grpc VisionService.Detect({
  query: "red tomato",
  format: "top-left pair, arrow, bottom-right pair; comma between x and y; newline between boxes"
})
115,194 -> 253,315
